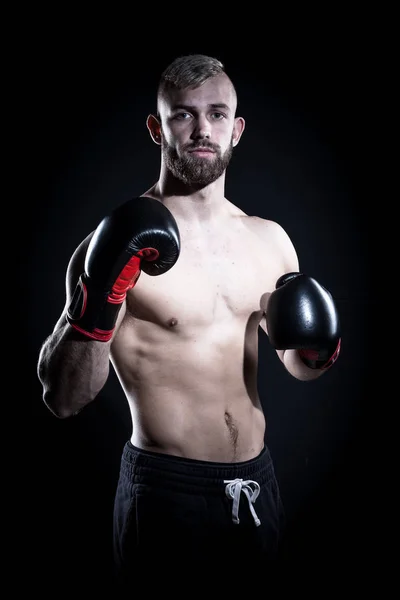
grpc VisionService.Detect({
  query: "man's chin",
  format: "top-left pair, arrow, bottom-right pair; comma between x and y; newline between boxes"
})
184,154 -> 218,168
163,146 -> 231,187
177,175 -> 215,187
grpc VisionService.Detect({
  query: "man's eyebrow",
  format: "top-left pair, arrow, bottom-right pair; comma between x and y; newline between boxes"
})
170,103 -> 231,112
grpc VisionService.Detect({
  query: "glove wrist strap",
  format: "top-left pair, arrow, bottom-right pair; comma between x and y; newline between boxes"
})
66,274 -> 123,342
298,338 -> 341,370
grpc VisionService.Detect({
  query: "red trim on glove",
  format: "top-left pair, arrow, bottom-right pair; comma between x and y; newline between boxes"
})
69,323 -> 114,342
323,337 -> 341,370
109,248 -> 160,303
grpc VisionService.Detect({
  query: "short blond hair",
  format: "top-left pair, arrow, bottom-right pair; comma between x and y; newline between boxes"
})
158,54 -> 225,97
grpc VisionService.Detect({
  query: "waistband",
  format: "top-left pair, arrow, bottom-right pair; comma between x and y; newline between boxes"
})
119,441 -> 276,494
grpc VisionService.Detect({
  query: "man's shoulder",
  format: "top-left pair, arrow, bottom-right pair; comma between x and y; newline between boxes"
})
227,201 -> 283,230
240,214 -> 298,266
241,214 -> 287,238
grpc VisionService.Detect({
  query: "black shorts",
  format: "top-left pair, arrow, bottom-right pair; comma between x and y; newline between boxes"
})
113,441 -> 285,585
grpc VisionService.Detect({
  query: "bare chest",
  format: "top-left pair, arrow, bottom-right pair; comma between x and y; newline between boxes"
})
125,226 -> 283,328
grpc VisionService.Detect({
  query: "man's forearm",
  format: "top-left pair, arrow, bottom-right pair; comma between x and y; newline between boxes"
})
37,323 -> 111,418
279,349 -> 325,381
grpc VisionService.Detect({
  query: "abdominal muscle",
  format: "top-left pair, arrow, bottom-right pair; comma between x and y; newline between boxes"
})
110,316 -> 266,463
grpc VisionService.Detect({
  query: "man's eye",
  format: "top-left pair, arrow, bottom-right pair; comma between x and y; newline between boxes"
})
175,113 -> 190,120
211,112 -> 225,120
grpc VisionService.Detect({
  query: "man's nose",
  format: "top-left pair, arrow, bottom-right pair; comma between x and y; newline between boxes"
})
191,117 -> 211,140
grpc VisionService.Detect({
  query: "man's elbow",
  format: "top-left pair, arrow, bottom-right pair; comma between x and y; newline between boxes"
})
42,389 -> 84,419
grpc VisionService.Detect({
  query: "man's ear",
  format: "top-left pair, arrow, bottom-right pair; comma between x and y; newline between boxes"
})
146,114 -> 162,145
232,116 -> 245,147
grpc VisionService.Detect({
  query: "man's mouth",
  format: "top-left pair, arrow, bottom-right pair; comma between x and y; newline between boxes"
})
188,147 -> 216,154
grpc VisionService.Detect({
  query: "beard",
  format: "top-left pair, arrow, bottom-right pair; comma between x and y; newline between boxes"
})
161,136 -> 234,187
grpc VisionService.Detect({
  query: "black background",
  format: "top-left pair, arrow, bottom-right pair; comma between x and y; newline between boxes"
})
19,27 -> 377,592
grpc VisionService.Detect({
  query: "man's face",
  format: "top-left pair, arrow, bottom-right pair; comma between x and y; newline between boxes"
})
157,73 -> 241,187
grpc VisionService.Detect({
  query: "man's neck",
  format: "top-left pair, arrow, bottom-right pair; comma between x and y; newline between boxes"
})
147,173 -> 228,225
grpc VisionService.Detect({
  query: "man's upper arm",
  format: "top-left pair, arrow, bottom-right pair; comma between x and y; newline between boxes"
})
255,218 -> 300,336
271,220 -> 300,275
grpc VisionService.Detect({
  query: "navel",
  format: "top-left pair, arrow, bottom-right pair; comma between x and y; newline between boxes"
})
224,411 -> 239,447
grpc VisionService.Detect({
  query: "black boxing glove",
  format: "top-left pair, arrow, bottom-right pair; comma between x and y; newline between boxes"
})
67,196 -> 180,341
266,272 -> 341,370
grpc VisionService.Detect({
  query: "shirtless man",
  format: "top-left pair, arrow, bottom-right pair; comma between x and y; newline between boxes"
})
37,54 -> 341,584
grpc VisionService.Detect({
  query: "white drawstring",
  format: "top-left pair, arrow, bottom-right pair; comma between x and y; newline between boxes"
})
224,478 -> 261,527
